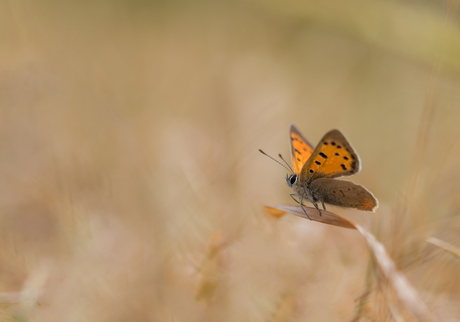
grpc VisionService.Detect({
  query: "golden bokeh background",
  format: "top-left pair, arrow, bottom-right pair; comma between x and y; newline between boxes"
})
2,0 -> 460,321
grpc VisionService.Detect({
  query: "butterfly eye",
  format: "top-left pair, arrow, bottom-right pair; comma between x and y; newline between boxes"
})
286,174 -> 297,187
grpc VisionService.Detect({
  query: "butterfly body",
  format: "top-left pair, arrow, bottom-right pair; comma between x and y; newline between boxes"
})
287,125 -> 378,214
285,173 -> 311,202
260,125 -> 378,217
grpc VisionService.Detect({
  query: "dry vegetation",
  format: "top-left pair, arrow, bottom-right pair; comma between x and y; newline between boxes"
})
1,0 -> 460,321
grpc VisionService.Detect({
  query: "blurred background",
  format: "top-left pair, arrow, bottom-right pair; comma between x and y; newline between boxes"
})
1,0 -> 460,321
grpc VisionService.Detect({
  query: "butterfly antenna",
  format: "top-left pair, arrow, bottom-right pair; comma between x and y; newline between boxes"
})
259,149 -> 293,174
278,153 -> 294,174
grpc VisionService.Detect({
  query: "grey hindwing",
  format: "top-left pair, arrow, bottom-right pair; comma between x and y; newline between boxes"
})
309,178 -> 377,211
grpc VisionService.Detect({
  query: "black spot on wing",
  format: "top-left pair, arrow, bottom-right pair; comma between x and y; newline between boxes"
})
294,149 -> 301,154
315,160 -> 321,165
335,152 -> 340,156
319,152 -> 327,159
341,164 -> 347,171
343,156 -> 349,160
309,169 -> 314,173
297,158 -> 301,161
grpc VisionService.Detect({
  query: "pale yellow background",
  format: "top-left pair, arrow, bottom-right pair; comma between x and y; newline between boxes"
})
1,1 -> 460,321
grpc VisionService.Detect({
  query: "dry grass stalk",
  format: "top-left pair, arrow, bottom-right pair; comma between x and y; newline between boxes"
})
426,237 -> 460,260
266,205 -> 439,322
195,232 -> 226,304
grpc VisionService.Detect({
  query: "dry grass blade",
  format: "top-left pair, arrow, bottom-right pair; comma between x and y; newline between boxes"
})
265,205 -> 355,229
266,207 -> 289,219
426,237 -> 460,259
266,205 -> 438,322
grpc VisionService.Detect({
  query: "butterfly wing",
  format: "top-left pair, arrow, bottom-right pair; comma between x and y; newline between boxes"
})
289,124 -> 315,174
299,129 -> 361,183
309,178 -> 378,212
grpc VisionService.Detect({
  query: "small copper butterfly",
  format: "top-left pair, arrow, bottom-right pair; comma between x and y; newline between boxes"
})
260,125 -> 378,219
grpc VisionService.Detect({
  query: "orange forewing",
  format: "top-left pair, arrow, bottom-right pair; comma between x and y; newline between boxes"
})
300,130 -> 361,183
290,125 -> 314,174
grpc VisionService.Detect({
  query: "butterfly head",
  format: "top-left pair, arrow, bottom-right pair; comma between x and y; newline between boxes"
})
286,174 -> 298,187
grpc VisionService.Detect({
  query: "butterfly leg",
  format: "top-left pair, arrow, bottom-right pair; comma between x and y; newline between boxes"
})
298,196 -> 312,221
321,199 -> 326,211
290,194 -> 301,205
312,201 -> 322,216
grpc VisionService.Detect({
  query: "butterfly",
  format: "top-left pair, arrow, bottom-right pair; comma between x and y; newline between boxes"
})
260,125 -> 378,219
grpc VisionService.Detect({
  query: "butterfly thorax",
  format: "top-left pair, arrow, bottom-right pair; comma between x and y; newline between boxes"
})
286,174 -> 316,204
